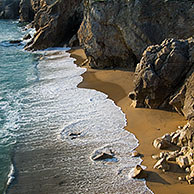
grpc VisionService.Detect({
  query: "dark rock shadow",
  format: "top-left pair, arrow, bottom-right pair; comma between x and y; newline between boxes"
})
165,144 -> 180,152
145,171 -> 170,185
168,162 -> 186,174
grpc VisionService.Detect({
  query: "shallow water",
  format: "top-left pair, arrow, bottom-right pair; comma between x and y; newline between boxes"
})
0,20 -> 152,194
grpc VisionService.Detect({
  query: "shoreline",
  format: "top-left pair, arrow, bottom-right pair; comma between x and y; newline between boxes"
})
69,48 -> 194,194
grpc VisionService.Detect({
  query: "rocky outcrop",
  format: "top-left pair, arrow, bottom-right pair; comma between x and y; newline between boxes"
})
78,0 -> 194,69
152,123 -> 194,184
129,38 -> 194,110
153,134 -> 173,150
153,158 -> 170,172
19,0 -> 56,22
0,0 -> 20,19
169,37 -> 194,124
25,0 -> 83,50
19,0 -> 34,22
170,71 -> 194,124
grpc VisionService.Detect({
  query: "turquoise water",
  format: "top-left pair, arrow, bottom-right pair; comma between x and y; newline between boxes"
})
0,20 -> 39,193
0,20 -> 152,194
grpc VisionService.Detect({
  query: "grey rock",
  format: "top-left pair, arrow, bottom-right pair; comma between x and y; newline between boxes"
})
78,0 -> 194,69
19,0 -> 56,22
154,158 -> 170,172
91,146 -> 115,161
23,33 -> 31,40
152,154 -> 160,160
176,155 -> 189,169
25,0 -> 84,50
186,175 -> 194,184
129,165 -> 147,179
130,38 -> 193,109
166,150 -> 181,161
178,176 -> 186,181
153,136 -> 172,150
92,152 -> 114,161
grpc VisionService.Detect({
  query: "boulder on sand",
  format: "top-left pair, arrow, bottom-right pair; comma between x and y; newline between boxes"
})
129,165 -> 147,179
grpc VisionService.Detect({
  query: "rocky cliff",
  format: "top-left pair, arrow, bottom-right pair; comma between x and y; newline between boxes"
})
129,38 -> 194,110
25,0 -> 83,50
0,0 -> 55,20
78,0 -> 194,69
0,0 -> 20,19
19,0 -> 56,22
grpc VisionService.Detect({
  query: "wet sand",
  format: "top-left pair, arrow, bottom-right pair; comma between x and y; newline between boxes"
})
69,48 -> 194,194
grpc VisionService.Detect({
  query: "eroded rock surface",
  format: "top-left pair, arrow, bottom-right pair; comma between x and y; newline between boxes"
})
78,0 -> 194,68
129,38 -> 194,109
152,123 -> 194,184
153,158 -> 170,172
25,0 -> 83,50
19,0 -> 56,22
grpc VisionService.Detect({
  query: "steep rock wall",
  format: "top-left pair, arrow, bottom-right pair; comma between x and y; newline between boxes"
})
25,0 -> 83,50
129,38 -> 193,108
78,0 -> 194,68
19,0 -> 56,22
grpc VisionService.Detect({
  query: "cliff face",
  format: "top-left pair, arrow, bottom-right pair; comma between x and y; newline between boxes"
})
25,0 -> 83,50
78,0 -> 194,69
19,0 -> 56,22
0,0 -> 54,21
129,38 -> 193,108
0,0 -> 20,19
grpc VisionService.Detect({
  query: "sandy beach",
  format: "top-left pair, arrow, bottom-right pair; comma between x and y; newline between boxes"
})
69,48 -> 194,194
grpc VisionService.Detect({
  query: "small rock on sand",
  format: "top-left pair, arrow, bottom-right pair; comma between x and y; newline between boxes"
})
129,165 -> 147,179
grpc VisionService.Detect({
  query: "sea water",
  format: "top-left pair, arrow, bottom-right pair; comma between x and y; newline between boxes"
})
0,20 -> 153,194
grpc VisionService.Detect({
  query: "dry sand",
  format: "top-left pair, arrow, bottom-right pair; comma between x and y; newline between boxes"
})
69,48 -> 194,194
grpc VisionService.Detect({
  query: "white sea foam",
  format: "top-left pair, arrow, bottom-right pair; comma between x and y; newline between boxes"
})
6,48 -> 153,193
6,163 -> 15,189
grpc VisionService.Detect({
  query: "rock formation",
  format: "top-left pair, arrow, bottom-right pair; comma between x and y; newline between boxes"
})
25,0 -> 83,50
78,0 -> 194,69
170,69 -> 194,123
0,0 -> 20,19
19,0 -> 56,22
152,123 -> 194,184
129,38 -> 194,109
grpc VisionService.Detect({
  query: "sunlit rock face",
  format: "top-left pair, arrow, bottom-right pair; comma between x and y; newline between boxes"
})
19,0 -> 57,22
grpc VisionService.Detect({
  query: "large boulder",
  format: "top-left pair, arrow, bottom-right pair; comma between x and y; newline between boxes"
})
129,38 -> 194,109
25,0 -> 83,50
78,0 -> 194,69
0,0 -> 20,19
